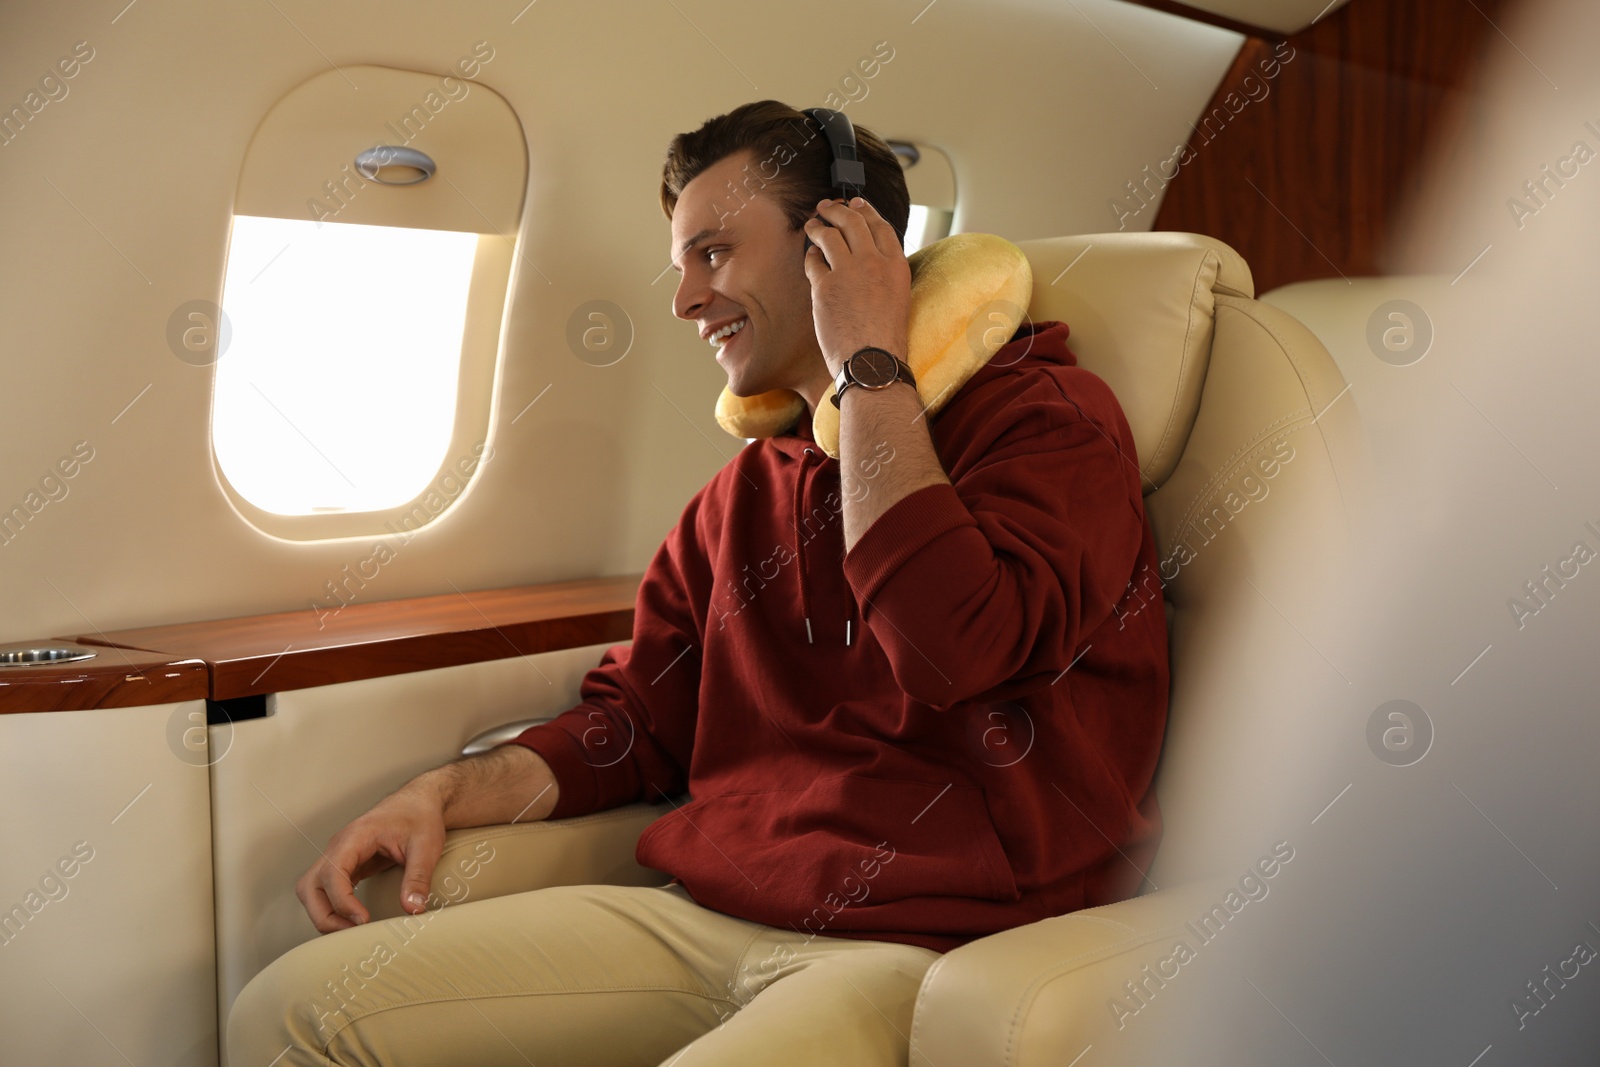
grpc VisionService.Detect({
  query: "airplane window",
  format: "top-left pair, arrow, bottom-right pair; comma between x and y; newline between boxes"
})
893,141 -> 956,254
209,63 -> 526,540
903,203 -> 954,255
213,215 -> 481,515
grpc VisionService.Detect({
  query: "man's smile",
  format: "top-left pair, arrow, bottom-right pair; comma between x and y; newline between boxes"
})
713,317 -> 750,365
708,317 -> 748,347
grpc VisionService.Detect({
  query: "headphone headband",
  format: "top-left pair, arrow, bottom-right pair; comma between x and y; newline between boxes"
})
802,107 -> 867,202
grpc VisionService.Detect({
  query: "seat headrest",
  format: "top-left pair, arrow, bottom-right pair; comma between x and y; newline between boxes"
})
1013,232 -> 1253,491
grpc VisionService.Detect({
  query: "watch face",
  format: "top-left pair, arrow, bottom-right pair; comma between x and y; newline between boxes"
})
851,347 -> 899,388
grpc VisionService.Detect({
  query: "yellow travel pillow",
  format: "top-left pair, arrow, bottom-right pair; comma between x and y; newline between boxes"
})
713,232 -> 1035,458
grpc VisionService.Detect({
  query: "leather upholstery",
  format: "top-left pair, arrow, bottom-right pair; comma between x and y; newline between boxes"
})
1260,274 -> 1456,469
397,232 -> 1373,1066
909,879 -> 1231,1066
912,236 -> 1373,1062
1014,232 -> 1254,490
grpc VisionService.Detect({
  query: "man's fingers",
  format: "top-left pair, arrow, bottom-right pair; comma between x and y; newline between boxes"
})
399,829 -> 446,915
290,788 -> 450,933
804,217 -> 842,260
815,198 -> 873,253
850,197 -> 903,258
308,886 -> 359,933
803,223 -> 838,279
316,850 -> 371,928
296,868 -> 359,934
803,245 -> 829,287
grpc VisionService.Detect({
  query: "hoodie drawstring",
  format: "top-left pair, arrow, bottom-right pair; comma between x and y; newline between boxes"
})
794,448 -> 814,643
793,445 -> 855,646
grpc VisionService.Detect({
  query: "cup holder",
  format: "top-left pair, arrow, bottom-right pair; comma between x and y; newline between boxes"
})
0,646 -> 98,666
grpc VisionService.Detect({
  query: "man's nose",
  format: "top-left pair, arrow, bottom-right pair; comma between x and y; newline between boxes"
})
673,268 -> 707,322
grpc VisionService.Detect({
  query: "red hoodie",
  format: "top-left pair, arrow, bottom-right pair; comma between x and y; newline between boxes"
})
509,320 -> 1169,953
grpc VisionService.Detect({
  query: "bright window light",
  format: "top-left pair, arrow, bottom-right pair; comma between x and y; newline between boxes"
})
213,216 -> 480,516
905,204 -> 931,253
903,204 -> 952,256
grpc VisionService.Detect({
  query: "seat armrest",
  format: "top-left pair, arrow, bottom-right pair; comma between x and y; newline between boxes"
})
363,803 -> 670,920
909,879 -> 1230,1067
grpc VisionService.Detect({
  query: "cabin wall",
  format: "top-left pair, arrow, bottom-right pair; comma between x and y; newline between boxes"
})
0,0 -> 1243,641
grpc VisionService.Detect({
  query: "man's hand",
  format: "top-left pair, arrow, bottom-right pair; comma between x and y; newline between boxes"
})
295,778 -> 446,933
803,196 -> 911,376
294,744 -> 558,934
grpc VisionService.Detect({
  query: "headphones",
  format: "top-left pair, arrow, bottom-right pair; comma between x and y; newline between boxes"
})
803,106 -> 866,200
800,106 -> 867,257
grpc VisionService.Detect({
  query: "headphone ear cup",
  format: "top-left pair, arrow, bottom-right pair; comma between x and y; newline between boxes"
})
801,210 -> 830,259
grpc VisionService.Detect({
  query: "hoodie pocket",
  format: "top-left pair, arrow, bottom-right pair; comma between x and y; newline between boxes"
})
641,774 -> 1021,908
789,775 -> 1021,904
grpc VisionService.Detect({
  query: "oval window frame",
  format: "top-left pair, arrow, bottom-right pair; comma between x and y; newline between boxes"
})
209,62 -> 527,543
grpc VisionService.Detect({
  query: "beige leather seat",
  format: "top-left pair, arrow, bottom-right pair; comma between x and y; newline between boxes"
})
367,231 -> 1375,1065
1260,274 -> 1455,472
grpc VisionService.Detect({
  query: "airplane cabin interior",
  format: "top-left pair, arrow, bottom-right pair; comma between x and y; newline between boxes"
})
2,0 -> 1597,1063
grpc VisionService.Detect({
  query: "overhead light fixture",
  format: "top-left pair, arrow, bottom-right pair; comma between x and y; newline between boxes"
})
354,145 -> 436,185
888,140 -> 921,167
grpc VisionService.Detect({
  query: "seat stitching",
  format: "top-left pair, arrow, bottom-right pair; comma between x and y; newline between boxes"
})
1002,928 -> 1180,1065
1147,251 -> 1216,485
1068,914 -> 1138,935
1168,425 -> 1304,547
1222,295 -> 1323,400
1166,414 -> 1304,544
1160,291 -> 1343,543
1215,296 -> 1346,431
908,952 -> 949,1067
1219,296 -> 1365,539
914,924 -> 1177,1067
1171,408 -> 1300,509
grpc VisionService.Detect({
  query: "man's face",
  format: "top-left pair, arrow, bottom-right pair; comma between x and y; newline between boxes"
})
670,149 -> 822,398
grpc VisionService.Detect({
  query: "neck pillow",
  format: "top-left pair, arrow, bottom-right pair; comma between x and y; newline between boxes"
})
713,232 -> 1035,458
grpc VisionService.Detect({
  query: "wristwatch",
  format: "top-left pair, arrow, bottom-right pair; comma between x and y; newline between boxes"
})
831,346 -> 917,408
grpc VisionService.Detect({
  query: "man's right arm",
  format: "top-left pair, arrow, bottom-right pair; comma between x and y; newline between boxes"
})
295,744 -> 558,934
297,476 -> 720,935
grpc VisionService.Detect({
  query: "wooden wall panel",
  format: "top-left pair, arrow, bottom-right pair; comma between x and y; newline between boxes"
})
80,575 -> 641,700
1151,0 -> 1520,294
0,643 -> 207,713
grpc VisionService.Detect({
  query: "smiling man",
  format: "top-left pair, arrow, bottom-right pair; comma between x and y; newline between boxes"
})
666,114 -> 949,560
229,100 -> 1169,1067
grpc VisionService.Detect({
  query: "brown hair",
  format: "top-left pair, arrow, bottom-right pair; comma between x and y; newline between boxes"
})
660,100 -> 911,249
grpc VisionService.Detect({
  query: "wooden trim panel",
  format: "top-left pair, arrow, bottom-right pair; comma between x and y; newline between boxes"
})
0,642 -> 208,714
1151,0 -> 1519,294
78,575 -> 642,700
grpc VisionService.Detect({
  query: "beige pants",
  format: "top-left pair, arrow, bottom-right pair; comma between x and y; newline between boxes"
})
227,881 -> 940,1066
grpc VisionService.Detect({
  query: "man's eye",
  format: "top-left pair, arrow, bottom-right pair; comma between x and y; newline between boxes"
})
706,247 -> 726,263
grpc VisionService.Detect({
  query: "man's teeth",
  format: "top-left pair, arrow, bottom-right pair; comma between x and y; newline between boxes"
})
710,318 -> 747,345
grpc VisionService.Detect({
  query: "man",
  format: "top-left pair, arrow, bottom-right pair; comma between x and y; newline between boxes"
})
229,100 -> 1168,1066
